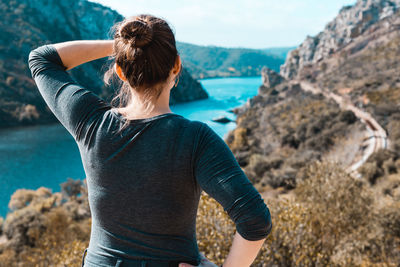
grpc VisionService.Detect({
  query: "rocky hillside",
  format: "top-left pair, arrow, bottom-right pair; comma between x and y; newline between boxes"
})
280,0 -> 400,153
227,69 -> 363,189
227,0 -> 400,190
176,42 -> 286,79
222,2 -> 400,263
0,0 -> 208,128
281,0 -> 400,79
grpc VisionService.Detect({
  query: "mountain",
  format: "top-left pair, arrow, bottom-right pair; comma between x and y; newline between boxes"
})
280,0 -> 400,153
280,0 -> 400,79
176,42 -> 285,79
0,0 -> 208,128
227,0 -> 400,189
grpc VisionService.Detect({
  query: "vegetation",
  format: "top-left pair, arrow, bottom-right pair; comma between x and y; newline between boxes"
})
0,179 -> 91,266
176,42 -> 286,79
261,162 -> 400,266
306,33 -> 400,152
1,162 -> 399,266
226,81 -> 362,190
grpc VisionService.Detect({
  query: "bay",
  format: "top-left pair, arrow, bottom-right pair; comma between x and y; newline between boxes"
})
0,76 -> 261,217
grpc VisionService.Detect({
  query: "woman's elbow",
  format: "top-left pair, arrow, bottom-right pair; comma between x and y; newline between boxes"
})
28,46 -> 42,62
236,207 -> 272,241
28,45 -> 53,78
28,48 -> 41,76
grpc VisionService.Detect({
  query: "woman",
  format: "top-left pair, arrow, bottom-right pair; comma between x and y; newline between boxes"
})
28,14 -> 272,267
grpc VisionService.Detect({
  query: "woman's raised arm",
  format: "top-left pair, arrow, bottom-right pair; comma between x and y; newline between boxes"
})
52,40 -> 114,70
28,41 -> 113,141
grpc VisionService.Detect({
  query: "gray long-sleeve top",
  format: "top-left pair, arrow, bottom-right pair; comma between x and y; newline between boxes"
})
28,45 -> 272,265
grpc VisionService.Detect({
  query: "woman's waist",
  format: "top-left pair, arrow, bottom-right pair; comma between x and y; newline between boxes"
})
84,248 -> 200,267
88,226 -> 201,265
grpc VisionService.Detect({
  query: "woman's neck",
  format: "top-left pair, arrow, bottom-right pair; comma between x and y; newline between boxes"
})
117,87 -> 172,119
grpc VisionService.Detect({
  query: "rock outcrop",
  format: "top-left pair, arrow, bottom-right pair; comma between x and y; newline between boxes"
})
258,67 -> 286,95
261,67 -> 285,88
280,0 -> 400,79
212,116 -> 233,124
0,0 -> 208,128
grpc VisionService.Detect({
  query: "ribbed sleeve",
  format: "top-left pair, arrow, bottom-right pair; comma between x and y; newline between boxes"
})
193,122 -> 272,240
28,45 -> 109,144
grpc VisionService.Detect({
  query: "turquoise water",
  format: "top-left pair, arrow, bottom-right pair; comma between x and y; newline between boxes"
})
0,76 -> 261,217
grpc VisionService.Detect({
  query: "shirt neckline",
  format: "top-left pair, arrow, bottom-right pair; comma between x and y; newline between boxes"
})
110,108 -> 182,124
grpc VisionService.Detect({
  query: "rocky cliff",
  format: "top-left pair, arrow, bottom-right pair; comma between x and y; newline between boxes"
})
282,0 -> 400,153
0,0 -> 207,128
281,0 -> 400,79
229,0 -> 400,189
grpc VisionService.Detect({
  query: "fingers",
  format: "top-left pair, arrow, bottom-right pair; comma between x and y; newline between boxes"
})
178,264 -> 195,267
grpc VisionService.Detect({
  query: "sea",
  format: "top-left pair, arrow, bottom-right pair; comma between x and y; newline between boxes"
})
0,76 -> 261,217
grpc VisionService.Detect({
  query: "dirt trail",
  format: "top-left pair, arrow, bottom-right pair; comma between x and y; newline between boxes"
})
293,81 -> 388,175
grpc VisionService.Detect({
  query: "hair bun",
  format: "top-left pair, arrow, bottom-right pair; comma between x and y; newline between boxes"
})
119,20 -> 153,48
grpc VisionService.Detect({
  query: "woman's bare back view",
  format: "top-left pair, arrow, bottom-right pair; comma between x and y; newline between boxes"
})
28,14 -> 272,267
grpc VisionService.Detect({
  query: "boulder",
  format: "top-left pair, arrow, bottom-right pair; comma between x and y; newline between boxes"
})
212,116 -> 234,124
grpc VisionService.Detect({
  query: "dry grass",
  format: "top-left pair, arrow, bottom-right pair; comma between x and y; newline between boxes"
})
197,162 -> 400,266
1,163 -> 399,266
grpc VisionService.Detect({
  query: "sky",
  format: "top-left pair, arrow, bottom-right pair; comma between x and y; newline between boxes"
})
91,0 -> 357,49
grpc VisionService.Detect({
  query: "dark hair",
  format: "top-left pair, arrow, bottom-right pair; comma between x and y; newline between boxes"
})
105,14 -> 179,132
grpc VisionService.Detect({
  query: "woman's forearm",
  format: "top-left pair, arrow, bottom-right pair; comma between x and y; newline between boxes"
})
222,232 -> 266,267
52,40 -> 114,70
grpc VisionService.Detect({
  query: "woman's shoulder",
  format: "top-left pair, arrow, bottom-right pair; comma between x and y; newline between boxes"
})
179,117 -> 210,133
164,113 -> 203,128
165,116 -> 214,140
181,120 -> 222,147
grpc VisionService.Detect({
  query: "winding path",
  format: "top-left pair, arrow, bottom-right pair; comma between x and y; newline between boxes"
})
293,81 -> 388,175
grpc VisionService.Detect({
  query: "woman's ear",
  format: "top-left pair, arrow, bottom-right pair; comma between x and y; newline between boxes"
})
172,55 -> 182,75
114,63 -> 127,82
